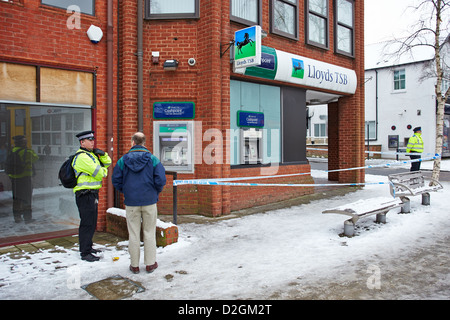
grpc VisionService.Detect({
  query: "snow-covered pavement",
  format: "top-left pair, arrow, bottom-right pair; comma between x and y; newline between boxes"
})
0,160 -> 449,300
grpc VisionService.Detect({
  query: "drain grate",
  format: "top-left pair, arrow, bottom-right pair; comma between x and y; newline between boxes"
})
82,275 -> 145,300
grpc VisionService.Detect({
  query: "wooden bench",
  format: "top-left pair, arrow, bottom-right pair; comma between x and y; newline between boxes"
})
322,197 -> 406,237
388,171 -> 443,208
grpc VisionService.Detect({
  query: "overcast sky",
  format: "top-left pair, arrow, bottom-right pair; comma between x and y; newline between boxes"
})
365,0 -> 422,44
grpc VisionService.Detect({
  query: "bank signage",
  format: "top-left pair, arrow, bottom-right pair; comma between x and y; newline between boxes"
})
153,102 -> 195,119
234,46 -> 357,95
234,26 -> 262,69
237,111 -> 264,128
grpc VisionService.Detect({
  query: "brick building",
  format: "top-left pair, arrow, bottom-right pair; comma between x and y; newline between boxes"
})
0,0 -> 364,245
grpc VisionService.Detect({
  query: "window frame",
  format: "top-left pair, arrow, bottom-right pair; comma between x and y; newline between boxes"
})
334,0 -> 355,57
270,0 -> 299,40
305,0 -> 329,50
40,0 -> 95,16
230,0 -> 262,26
393,68 -> 406,91
144,0 -> 200,20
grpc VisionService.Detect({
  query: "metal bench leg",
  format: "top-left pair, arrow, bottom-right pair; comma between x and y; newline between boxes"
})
344,220 -> 355,237
376,213 -> 386,223
401,197 -> 410,213
422,192 -> 430,206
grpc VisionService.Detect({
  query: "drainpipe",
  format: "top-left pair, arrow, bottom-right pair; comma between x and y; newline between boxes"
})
375,69 -> 379,141
107,0 -> 114,209
137,0 -> 143,132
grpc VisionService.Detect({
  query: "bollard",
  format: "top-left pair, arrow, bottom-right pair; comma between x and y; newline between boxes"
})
376,213 -> 386,224
344,220 -> 355,237
422,192 -> 430,206
401,197 -> 410,213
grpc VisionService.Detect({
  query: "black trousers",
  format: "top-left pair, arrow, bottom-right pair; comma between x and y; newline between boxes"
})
11,176 -> 33,222
409,154 -> 421,172
75,190 -> 99,257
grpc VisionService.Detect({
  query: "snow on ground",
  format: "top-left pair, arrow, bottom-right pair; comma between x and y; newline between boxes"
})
0,159 -> 449,300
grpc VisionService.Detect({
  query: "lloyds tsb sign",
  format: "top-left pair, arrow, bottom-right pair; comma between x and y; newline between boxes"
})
234,45 -> 357,95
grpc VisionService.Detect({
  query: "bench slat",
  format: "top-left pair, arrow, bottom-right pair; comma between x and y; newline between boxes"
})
322,197 -> 404,223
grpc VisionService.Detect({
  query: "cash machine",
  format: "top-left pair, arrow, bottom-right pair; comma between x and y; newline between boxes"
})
237,111 -> 264,164
153,121 -> 194,172
240,127 -> 263,164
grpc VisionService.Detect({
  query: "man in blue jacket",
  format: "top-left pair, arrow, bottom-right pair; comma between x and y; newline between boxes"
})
112,132 -> 166,274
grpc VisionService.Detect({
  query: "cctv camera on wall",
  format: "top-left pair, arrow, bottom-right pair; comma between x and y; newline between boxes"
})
87,25 -> 103,44
188,58 -> 196,66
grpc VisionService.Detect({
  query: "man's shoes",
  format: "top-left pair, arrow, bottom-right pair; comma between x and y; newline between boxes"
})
146,262 -> 158,273
81,253 -> 100,262
90,248 -> 102,254
129,265 -> 140,274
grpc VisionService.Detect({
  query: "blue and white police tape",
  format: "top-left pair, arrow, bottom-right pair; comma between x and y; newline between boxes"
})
174,179 -> 392,188
173,154 -> 441,186
307,147 -> 437,157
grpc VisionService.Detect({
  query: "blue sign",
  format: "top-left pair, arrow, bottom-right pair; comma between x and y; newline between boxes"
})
237,111 -> 264,127
153,102 -> 195,119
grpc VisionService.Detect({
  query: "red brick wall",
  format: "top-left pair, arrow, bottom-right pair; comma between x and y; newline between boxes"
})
115,0 -> 366,217
0,0 -> 118,230
2,0 -> 365,222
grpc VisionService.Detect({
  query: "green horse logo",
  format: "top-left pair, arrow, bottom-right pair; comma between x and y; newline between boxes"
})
291,58 -> 304,79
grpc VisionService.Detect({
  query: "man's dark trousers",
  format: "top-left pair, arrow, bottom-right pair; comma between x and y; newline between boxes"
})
75,190 -> 99,257
409,154 -> 421,172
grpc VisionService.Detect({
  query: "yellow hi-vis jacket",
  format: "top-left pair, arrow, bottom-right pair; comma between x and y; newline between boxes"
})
7,146 -> 39,179
406,133 -> 424,153
72,148 -> 111,193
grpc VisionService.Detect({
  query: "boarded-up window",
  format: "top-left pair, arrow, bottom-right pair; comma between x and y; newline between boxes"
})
40,68 -> 93,105
0,62 -> 93,106
0,62 -> 36,102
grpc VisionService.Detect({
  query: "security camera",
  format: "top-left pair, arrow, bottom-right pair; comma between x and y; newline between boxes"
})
87,25 -> 103,44
188,58 -> 196,66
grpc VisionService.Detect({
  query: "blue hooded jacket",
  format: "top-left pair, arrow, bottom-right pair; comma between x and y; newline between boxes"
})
112,146 -> 166,206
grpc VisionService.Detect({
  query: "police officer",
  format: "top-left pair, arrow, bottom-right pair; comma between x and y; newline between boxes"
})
406,127 -> 424,172
73,130 -> 111,262
7,135 -> 38,223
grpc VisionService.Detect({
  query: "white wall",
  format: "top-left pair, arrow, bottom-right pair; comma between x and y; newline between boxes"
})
365,62 -> 437,159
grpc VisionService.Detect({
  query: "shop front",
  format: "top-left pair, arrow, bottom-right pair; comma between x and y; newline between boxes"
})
0,61 -> 95,245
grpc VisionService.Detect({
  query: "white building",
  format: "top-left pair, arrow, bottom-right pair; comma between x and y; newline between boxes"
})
308,39 -> 450,159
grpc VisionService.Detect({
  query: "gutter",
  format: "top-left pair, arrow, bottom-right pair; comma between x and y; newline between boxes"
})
137,0 -> 143,131
107,0 -> 114,209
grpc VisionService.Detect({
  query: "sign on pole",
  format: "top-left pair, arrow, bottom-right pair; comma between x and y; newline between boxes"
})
234,25 -> 261,69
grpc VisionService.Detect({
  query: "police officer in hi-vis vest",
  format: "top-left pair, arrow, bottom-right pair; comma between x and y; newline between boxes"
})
406,127 -> 424,172
73,130 -> 111,262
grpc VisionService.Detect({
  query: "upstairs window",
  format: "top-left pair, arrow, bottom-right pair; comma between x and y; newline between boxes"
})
305,0 -> 329,49
271,0 -> 299,40
394,69 -> 406,91
41,0 -> 95,15
335,0 -> 354,57
145,0 -> 199,19
231,0 -> 262,25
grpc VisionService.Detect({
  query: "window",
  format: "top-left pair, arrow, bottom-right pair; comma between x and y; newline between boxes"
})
394,69 -> 406,90
305,0 -> 328,49
271,0 -> 299,40
365,121 -> 376,140
231,0 -> 262,25
314,123 -> 327,137
230,80 -> 281,165
0,103 -> 92,242
335,0 -> 354,57
41,0 -> 95,15
145,0 -> 199,19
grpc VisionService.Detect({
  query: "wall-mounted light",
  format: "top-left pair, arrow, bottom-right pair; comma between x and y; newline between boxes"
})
163,59 -> 178,71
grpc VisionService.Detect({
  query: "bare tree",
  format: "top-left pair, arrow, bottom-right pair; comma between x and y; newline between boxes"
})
384,0 -> 450,184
